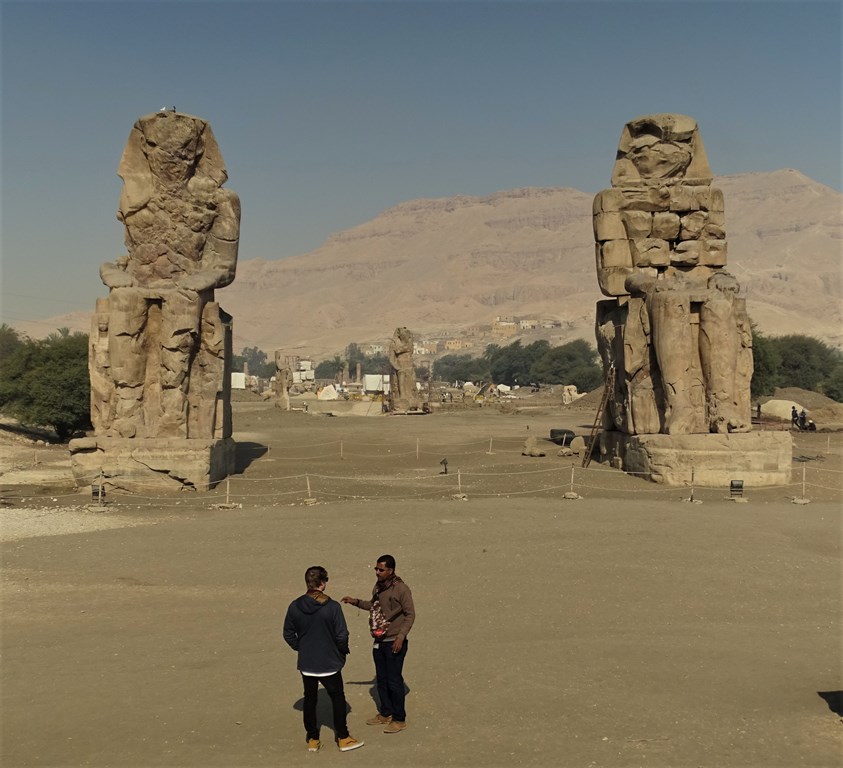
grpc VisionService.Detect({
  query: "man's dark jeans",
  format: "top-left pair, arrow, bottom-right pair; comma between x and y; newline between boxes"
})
301,672 -> 349,741
373,639 -> 408,721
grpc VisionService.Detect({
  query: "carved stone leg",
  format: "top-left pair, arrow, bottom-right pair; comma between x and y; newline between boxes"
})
648,289 -> 699,434
107,288 -> 149,437
159,290 -> 203,437
700,291 -> 749,433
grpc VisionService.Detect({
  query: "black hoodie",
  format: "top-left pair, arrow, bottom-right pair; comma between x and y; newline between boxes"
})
283,592 -> 350,675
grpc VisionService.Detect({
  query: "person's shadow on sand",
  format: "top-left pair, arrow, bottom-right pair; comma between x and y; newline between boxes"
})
818,691 -> 843,718
292,691 -> 352,741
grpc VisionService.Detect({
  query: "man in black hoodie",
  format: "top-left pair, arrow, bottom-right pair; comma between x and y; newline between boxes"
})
283,566 -> 364,753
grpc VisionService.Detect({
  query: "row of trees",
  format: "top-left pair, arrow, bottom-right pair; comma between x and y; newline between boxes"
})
1,323 -> 842,442
433,339 -> 603,391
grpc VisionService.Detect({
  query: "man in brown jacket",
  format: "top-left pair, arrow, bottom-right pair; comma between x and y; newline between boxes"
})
342,554 -> 415,733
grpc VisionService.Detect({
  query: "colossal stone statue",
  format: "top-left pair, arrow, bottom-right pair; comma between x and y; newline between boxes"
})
594,114 -> 751,436
387,327 -> 419,412
592,114 -> 790,485
274,351 -> 294,411
70,111 -> 239,490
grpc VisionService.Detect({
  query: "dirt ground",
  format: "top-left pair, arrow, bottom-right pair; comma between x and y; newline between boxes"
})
2,397 -> 842,767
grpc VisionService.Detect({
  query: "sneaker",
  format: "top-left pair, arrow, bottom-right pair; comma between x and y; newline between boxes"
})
338,735 -> 364,752
307,738 -> 321,752
366,714 -> 392,725
383,720 -> 406,734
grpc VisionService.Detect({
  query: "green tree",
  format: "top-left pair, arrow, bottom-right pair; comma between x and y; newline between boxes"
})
529,339 -> 601,388
232,346 -> 275,378
0,324 -> 25,361
750,326 -> 781,398
821,362 -> 843,403
365,352 -> 391,375
488,340 -> 551,386
769,335 -> 841,391
345,342 -> 368,372
433,354 -> 490,383
315,355 -> 344,380
0,331 -> 90,440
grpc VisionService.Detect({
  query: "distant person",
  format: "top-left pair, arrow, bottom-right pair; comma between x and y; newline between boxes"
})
807,419 -> 817,432
342,555 -> 415,734
756,402 -> 762,421
283,566 -> 364,753
799,409 -> 808,430
791,406 -> 800,429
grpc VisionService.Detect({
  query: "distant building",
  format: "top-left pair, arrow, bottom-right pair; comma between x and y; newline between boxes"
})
519,318 -> 539,330
492,318 -> 518,338
444,339 -> 473,351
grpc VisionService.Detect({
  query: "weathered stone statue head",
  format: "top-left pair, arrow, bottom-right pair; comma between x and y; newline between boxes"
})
118,112 -> 227,213
611,113 -> 712,186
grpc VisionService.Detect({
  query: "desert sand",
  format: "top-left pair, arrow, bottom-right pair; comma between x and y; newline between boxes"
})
2,397 -> 842,767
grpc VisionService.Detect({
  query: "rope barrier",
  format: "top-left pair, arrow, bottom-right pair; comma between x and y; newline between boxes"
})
10,435 -> 841,506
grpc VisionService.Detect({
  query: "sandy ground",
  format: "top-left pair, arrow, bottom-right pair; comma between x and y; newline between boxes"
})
2,397 -> 842,767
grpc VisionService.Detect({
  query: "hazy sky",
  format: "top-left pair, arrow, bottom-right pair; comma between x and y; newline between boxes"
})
2,0 -> 841,330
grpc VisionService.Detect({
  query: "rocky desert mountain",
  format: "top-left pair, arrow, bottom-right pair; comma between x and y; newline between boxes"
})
20,169 -> 842,359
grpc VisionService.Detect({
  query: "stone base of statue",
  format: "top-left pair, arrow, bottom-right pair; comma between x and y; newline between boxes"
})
597,431 -> 792,487
69,436 -> 236,493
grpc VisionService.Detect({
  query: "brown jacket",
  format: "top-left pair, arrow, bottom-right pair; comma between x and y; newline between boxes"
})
357,580 -> 415,641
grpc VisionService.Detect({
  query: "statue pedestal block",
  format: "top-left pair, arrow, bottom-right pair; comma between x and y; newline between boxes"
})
598,431 -> 792,487
69,436 -> 236,493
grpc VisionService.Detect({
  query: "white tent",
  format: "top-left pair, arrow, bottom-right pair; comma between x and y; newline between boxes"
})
317,384 -> 339,401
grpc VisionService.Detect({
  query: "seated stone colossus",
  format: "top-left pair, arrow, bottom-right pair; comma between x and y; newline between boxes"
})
93,111 -> 240,441
593,114 -> 753,437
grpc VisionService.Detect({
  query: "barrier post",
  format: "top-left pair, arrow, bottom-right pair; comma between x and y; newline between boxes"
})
802,465 -> 806,499
306,474 -> 311,498
458,470 -> 461,493
340,440 -> 344,460
690,465 -> 695,503
98,471 -> 104,505
416,438 -> 419,461
226,478 -> 230,506
487,437 -> 493,455
570,463 -> 575,494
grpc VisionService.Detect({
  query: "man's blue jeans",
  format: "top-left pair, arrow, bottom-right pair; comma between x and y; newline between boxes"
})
373,639 -> 408,721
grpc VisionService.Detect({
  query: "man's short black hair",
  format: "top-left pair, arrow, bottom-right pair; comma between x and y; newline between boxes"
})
377,554 -> 396,571
305,566 -> 328,589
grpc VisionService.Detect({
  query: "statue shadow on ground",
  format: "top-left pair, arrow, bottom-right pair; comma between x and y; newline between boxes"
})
346,678 -> 411,713
233,442 -> 267,473
818,691 -> 843,717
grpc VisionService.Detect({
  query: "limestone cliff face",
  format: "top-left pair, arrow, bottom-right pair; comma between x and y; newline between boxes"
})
31,171 -> 842,357
225,170 -> 841,356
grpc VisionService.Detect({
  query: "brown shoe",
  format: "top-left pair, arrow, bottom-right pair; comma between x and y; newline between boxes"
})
383,720 -> 406,733
366,714 -> 391,726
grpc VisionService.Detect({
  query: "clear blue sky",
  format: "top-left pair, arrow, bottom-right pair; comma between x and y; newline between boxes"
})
2,0 -> 840,330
